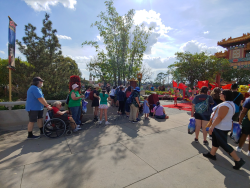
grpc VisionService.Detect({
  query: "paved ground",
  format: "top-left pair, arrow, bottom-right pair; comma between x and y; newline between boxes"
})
0,100 -> 249,188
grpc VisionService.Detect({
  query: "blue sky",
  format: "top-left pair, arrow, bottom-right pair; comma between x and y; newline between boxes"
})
0,0 -> 250,80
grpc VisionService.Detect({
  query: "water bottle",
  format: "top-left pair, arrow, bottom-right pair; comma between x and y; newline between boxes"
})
188,117 -> 196,134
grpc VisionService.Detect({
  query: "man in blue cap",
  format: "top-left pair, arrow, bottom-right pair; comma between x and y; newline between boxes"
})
129,87 -> 141,123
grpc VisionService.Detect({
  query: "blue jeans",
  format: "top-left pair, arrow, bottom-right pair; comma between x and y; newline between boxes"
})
70,106 -> 81,125
155,114 -> 166,119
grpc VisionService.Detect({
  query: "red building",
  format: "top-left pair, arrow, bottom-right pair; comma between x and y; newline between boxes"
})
215,33 -> 250,86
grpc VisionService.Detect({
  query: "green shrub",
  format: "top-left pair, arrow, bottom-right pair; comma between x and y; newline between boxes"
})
46,91 -> 69,100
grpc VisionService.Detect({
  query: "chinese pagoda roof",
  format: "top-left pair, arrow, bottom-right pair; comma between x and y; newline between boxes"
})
218,33 -> 250,47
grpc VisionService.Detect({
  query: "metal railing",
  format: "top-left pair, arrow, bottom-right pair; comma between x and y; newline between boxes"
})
0,100 -> 66,110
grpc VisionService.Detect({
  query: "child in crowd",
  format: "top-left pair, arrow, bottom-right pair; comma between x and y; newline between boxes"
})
143,96 -> 150,119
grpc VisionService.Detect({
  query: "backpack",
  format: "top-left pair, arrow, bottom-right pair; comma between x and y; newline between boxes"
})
233,93 -> 241,113
195,96 -> 209,113
65,93 -> 70,105
126,92 -> 134,105
89,91 -> 94,100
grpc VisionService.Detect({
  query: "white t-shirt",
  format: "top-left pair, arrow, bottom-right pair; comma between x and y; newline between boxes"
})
110,89 -> 115,96
211,101 -> 235,131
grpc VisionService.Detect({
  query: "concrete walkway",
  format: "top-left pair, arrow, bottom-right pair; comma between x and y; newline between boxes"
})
0,101 -> 249,188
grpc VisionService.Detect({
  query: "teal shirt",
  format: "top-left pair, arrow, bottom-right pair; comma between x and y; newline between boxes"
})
100,93 -> 109,105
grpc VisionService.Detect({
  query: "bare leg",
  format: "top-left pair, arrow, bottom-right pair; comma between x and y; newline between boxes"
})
210,146 -> 219,155
28,122 -> 35,132
37,118 -> 43,128
238,134 -> 247,148
104,109 -> 108,122
195,119 -> 202,140
230,150 -> 240,161
202,120 -> 208,141
100,108 -> 103,121
68,117 -> 76,129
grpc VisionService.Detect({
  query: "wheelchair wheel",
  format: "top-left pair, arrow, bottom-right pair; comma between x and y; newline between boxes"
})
43,118 -> 66,138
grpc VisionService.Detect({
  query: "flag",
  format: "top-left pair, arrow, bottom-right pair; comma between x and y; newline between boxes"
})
8,17 -> 17,69
197,80 -> 209,89
178,83 -> 187,90
222,84 -> 232,90
173,81 -> 178,88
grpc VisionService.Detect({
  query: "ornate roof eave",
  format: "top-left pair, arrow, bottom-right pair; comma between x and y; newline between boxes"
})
217,33 -> 250,47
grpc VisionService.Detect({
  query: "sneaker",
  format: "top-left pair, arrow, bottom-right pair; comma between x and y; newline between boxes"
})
77,125 -> 81,128
194,138 -> 199,143
247,151 -> 250,157
132,120 -> 138,123
233,158 -> 245,170
203,152 -> 216,160
99,120 -> 102,125
73,128 -> 78,132
236,146 -> 242,153
207,135 -> 212,140
136,118 -> 141,121
27,135 -> 40,139
105,121 -> 111,125
77,127 -> 82,130
203,141 -> 209,145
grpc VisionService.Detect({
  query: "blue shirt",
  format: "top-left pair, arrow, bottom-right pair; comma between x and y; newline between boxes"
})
25,85 -> 44,111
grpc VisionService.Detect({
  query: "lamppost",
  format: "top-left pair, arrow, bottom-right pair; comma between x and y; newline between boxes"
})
137,73 -> 142,89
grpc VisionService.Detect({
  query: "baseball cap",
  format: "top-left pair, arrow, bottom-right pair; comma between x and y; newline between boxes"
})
134,87 -> 140,92
72,84 -> 79,90
33,77 -> 44,82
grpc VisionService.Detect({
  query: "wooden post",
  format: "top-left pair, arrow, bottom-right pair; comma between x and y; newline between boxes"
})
9,68 -> 12,101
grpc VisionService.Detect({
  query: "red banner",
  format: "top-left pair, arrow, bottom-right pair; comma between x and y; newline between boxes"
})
173,81 -> 178,88
197,80 -> 209,89
222,84 -> 232,90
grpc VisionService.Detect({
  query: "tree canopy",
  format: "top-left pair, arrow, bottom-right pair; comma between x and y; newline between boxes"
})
83,0 -> 153,85
0,13 -> 82,100
168,51 -> 231,87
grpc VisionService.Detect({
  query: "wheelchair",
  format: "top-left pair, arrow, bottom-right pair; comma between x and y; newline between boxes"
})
43,110 -> 74,139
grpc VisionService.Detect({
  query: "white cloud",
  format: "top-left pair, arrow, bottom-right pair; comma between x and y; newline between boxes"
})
23,0 -> 77,11
204,31 -> 209,34
134,10 -> 173,37
180,40 -> 223,54
56,35 -> 72,40
0,51 -> 5,54
143,55 -> 176,69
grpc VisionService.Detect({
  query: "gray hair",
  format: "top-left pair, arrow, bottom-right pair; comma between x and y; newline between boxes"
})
53,101 -> 62,107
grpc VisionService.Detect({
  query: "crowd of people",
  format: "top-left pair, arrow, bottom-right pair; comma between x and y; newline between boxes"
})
190,84 -> 250,170
25,77 -> 249,170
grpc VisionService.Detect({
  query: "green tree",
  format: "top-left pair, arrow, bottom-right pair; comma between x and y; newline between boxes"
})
83,0 -> 153,85
155,72 -> 167,85
0,59 -> 9,87
168,52 -> 230,87
15,13 -> 81,99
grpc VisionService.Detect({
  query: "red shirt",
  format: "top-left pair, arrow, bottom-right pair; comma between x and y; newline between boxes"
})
52,107 -> 70,120
52,106 -> 60,114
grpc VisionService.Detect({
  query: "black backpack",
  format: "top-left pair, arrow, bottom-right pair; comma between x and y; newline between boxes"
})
66,93 -> 70,105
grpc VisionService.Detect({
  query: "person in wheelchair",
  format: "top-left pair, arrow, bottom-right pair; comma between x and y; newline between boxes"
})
52,101 -> 81,132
